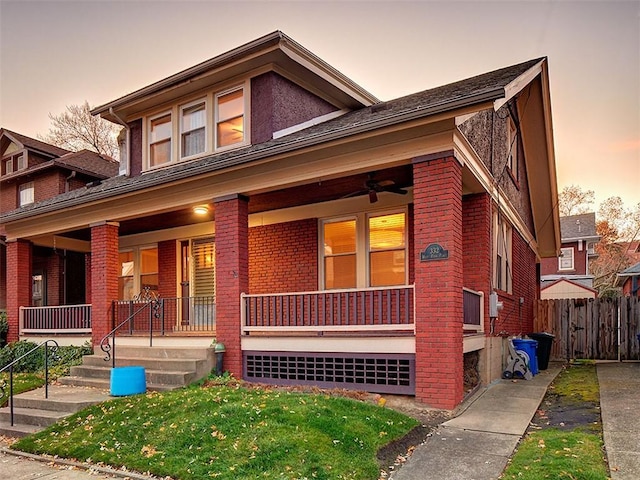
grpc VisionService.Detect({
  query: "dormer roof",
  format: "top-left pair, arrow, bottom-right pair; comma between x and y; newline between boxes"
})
1,129 -> 70,158
92,30 -> 379,123
560,213 -> 598,241
0,129 -> 119,182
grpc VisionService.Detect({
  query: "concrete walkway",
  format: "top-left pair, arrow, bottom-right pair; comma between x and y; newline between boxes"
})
390,366 -> 561,480
597,362 -> 640,480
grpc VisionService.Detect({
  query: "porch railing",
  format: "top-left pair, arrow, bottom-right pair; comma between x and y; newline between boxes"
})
112,296 -> 216,334
20,304 -> 92,334
463,288 -> 484,332
241,285 -> 415,334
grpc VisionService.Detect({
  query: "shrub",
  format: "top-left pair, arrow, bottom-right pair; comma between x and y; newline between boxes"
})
0,341 -> 92,374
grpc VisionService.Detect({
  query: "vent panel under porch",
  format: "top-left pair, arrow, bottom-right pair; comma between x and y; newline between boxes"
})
243,351 -> 415,395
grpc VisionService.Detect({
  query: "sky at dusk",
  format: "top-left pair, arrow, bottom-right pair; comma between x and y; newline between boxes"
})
1,0 -> 638,210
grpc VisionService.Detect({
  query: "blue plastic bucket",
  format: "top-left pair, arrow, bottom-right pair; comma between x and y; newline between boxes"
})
512,339 -> 538,375
110,366 -> 147,396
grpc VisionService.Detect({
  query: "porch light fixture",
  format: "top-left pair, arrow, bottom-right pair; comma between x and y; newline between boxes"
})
193,205 -> 210,215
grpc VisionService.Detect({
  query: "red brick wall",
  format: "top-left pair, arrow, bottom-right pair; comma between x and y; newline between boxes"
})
413,153 -> 464,409
249,219 -> 318,294
462,193 -> 492,330
0,245 -> 6,310
90,222 -> 120,346
540,241 -> 587,276
0,181 -> 16,212
496,230 -> 538,335
46,253 -> 62,306
158,240 -> 177,298
6,240 -> 31,342
85,254 -> 92,304
214,195 -> 249,377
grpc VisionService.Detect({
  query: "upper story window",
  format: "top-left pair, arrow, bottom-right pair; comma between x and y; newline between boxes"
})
216,87 -> 244,148
181,101 -> 206,158
321,211 -> 407,290
149,113 -> 172,167
494,213 -> 512,293
19,181 -> 34,206
144,83 -> 248,171
3,152 -> 26,176
559,247 -> 575,271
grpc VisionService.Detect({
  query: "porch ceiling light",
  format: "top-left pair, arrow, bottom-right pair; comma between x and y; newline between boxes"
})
193,205 -> 210,215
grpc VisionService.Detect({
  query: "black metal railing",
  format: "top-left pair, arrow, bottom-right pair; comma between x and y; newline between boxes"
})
0,339 -> 59,426
102,287 -> 161,368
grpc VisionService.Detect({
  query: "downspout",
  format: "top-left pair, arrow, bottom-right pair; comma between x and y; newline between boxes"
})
65,170 -> 76,193
109,107 -> 130,177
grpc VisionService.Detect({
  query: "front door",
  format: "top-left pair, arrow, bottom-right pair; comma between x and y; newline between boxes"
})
179,237 -> 216,327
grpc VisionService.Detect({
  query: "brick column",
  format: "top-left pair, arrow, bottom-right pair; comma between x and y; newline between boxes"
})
90,222 -> 119,347
413,152 -> 464,409
462,193 -> 492,330
214,194 -> 249,377
6,239 -> 32,342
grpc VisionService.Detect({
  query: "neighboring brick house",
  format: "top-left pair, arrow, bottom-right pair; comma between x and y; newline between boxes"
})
0,129 -> 118,310
540,213 -> 600,299
0,32 -> 560,409
616,262 -> 640,297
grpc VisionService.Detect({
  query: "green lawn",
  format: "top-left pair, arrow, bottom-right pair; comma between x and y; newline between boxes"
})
501,363 -> 609,480
14,383 -> 419,479
0,373 -> 45,407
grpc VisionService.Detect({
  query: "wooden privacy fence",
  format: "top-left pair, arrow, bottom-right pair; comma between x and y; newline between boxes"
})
534,297 -> 640,361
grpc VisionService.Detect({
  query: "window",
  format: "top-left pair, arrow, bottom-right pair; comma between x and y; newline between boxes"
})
16,153 -> 26,170
5,158 -> 13,174
507,117 -> 519,179
216,87 -> 244,148
323,219 -> 357,289
118,246 -> 158,300
321,211 -> 407,289
559,247 -> 574,271
369,213 -> 406,287
180,101 -> 206,158
19,182 -> 34,206
149,113 -> 172,167
144,83 -> 248,169
494,213 -> 512,293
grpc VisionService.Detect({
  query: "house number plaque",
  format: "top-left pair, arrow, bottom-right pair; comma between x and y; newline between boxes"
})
420,243 -> 449,261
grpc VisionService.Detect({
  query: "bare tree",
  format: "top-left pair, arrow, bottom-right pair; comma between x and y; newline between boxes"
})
40,101 -> 121,159
591,198 -> 640,297
558,185 -> 595,216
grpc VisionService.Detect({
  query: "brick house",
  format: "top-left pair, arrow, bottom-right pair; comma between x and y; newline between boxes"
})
0,129 -> 118,310
0,32 -> 559,409
540,213 -> 600,299
616,263 -> 640,297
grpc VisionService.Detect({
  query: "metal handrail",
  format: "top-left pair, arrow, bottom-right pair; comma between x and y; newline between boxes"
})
100,287 -> 161,368
0,339 -> 59,426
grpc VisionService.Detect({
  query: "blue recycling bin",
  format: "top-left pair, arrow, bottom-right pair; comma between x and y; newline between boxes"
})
110,366 -> 147,396
512,338 -> 538,375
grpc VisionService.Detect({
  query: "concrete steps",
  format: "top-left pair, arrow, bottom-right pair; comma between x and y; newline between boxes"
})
59,345 -> 215,392
0,385 -> 111,438
0,346 -> 216,438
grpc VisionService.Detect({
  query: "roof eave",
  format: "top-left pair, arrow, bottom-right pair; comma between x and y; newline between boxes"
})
1,88 -> 502,225
516,59 -> 560,258
91,31 -> 378,122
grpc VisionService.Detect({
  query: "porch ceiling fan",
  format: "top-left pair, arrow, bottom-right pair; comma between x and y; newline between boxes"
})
343,173 -> 408,203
